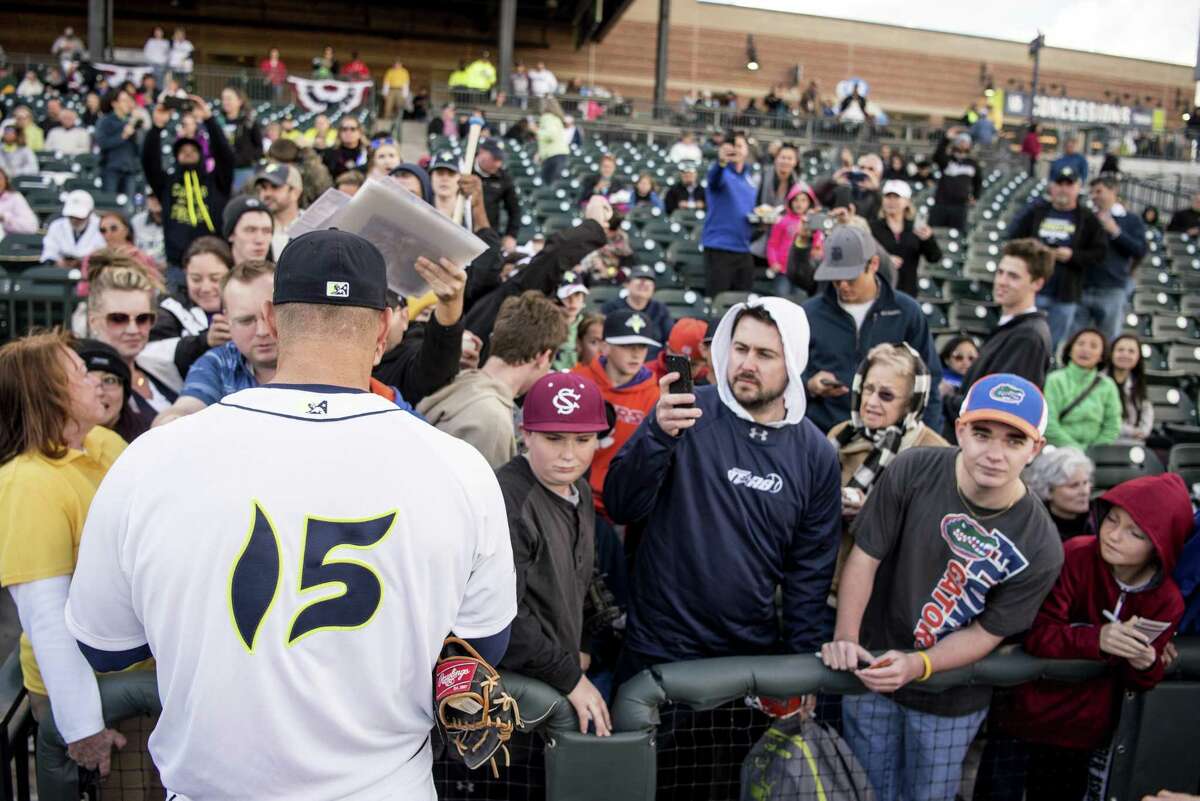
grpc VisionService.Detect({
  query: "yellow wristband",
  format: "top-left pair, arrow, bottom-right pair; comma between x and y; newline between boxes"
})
916,650 -> 933,682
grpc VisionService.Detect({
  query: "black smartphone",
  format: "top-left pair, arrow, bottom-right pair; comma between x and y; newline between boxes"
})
665,354 -> 693,403
162,95 -> 193,112
819,377 -> 844,389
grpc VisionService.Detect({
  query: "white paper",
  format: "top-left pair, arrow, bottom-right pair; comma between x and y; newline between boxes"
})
285,178 -> 489,297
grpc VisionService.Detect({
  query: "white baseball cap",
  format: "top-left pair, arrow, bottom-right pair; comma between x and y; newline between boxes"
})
882,180 -> 912,200
62,189 -> 95,219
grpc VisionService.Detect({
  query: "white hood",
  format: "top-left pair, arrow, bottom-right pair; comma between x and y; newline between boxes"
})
711,296 -> 810,428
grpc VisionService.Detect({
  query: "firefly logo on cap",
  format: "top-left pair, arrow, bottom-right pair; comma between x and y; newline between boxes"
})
552,387 -> 582,415
627,314 -> 647,333
988,383 -> 1025,404
326,281 -> 350,298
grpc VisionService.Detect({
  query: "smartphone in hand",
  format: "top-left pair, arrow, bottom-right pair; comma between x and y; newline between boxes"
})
665,354 -> 694,406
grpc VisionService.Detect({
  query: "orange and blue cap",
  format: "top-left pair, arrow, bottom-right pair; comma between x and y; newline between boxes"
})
959,373 -> 1047,441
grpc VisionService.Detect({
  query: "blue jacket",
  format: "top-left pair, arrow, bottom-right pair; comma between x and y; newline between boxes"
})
1086,207 -> 1147,289
603,385 -> 842,660
95,113 -> 139,174
1051,152 -> 1089,182
801,277 -> 943,433
701,161 -> 756,252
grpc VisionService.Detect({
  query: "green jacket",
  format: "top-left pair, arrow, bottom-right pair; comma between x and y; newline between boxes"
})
552,314 -> 581,372
1044,362 -> 1122,450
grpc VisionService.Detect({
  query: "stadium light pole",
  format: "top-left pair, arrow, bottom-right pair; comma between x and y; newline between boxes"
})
498,0 -> 516,98
1028,30 -> 1044,123
87,0 -> 109,61
653,0 -> 671,114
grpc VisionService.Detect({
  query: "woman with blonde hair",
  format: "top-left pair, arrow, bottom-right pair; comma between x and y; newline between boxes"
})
86,252 -> 177,424
367,139 -> 402,179
868,180 -> 940,297
0,331 -> 141,797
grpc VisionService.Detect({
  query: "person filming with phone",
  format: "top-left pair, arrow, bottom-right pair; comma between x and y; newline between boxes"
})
604,297 -> 841,682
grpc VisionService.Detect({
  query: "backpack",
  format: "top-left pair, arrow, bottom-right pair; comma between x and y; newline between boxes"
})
741,716 -> 875,801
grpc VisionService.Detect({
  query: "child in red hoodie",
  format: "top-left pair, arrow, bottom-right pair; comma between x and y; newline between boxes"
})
998,472 -> 1193,801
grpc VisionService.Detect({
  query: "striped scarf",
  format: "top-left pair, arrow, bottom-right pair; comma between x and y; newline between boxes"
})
835,343 -> 931,494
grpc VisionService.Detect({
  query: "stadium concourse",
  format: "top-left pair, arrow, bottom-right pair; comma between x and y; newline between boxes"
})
1,13 -> 1200,801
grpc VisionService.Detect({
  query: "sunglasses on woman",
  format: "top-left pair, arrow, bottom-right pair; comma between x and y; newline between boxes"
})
105,312 -> 156,327
99,224 -> 125,234
861,384 -> 897,403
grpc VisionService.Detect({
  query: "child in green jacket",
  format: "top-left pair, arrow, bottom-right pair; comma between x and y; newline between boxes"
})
1044,328 -> 1122,449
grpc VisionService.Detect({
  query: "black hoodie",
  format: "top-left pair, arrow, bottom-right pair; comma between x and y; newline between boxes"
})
142,117 -> 235,266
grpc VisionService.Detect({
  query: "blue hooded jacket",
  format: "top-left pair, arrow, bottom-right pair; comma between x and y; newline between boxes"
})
604,297 -> 842,661
700,160 -> 757,253
390,163 -> 432,203
801,275 -> 942,433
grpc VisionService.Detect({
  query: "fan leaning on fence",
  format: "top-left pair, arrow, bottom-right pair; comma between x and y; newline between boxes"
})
821,373 -> 1064,801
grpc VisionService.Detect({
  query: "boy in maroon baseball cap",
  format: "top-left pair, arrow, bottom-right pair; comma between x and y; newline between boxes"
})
495,373 -> 613,737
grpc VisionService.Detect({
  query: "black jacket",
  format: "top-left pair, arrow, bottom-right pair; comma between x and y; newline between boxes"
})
933,133 -> 982,207
664,182 -> 705,216
225,113 -> 263,170
577,173 -> 624,204
869,217 -> 943,297
1167,207 -> 1200,234
943,310 -> 1052,438
496,456 -> 593,694
465,219 -> 607,348
149,292 -> 213,379
142,117 -> 235,267
321,145 -> 368,179
372,315 -> 464,408
475,166 -> 521,238
1009,199 -> 1106,303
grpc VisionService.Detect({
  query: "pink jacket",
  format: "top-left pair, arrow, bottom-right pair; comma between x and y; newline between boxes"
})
766,183 -> 822,272
0,190 -> 38,235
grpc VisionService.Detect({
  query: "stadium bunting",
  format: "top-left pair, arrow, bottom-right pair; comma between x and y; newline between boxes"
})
287,77 -> 374,113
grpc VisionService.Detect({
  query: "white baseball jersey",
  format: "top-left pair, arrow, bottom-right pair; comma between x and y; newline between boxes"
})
66,385 -> 517,801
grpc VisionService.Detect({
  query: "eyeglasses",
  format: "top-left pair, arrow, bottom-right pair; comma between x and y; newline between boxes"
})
97,375 -> 122,387
99,224 -> 124,234
105,312 -> 156,327
340,125 -> 360,132
861,384 -> 897,403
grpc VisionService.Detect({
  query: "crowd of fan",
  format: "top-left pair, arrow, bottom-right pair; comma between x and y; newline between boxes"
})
3,51 -> 1200,801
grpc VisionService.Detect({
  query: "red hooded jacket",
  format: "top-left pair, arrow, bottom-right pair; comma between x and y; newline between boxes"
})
1003,473 -> 1192,750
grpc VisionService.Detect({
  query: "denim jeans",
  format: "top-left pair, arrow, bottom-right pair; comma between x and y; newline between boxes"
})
1035,294 -> 1077,353
843,692 -> 988,801
100,168 -> 136,198
1074,286 -> 1127,342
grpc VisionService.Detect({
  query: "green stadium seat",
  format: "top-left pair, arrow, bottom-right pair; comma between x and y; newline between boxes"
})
1087,444 -> 1164,492
1167,444 -> 1200,492
3,266 -> 80,338
0,234 -> 46,270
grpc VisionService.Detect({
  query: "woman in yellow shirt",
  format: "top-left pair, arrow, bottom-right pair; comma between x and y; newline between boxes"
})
0,331 -> 136,796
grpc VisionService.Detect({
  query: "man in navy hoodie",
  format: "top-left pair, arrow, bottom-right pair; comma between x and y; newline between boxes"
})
701,131 -> 758,297
605,297 -> 842,679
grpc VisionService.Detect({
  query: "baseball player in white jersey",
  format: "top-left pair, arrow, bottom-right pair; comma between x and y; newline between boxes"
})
66,230 -> 517,800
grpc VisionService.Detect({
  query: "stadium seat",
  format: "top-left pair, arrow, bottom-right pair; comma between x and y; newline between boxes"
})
920,300 -> 950,331
1132,292 -> 1180,315
1167,343 -> 1200,373
1148,385 -> 1200,443
0,234 -> 46,271
2,266 -> 80,338
1086,444 -> 1164,492
711,291 -> 754,318
942,279 -> 993,303
1167,444 -> 1200,493
656,288 -> 706,319
947,301 -> 997,335
586,285 -> 622,309
1150,314 -> 1200,343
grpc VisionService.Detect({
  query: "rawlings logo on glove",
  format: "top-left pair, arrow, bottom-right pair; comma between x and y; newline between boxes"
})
434,637 -> 521,777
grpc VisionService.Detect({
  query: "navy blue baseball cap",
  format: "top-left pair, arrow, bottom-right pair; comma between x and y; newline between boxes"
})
274,229 -> 388,310
959,373 -> 1048,441
429,150 -> 460,173
603,308 -> 661,347
1050,164 -> 1081,183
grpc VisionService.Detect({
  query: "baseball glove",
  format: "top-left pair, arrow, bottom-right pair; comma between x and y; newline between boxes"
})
434,636 -> 521,777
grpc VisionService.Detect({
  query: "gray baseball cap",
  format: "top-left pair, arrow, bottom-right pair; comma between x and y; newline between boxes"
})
814,226 -> 877,282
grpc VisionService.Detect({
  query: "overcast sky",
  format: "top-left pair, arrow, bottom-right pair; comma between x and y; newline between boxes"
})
702,0 -> 1198,67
